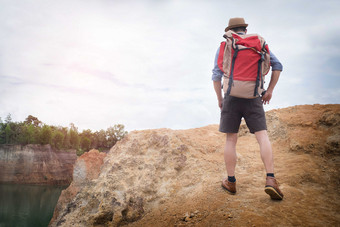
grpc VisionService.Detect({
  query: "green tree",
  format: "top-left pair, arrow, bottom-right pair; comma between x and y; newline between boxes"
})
0,114 -> 128,149
5,114 -> 12,124
25,124 -> 36,144
0,119 -> 5,144
24,115 -> 42,127
63,131 -> 70,148
69,123 -> 79,149
95,129 -> 107,148
80,129 -> 92,138
5,124 -> 13,144
106,124 -> 127,148
80,136 -> 91,151
52,131 -> 64,149
40,125 -> 52,145
14,122 -> 27,145
80,129 -> 93,149
69,130 -> 79,149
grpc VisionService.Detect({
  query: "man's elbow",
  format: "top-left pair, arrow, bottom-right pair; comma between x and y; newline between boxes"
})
271,62 -> 283,72
212,74 -> 223,82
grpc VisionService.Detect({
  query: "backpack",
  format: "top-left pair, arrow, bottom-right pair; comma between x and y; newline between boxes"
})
217,30 -> 271,98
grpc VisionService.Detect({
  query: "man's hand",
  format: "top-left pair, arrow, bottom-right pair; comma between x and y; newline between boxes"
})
262,70 -> 281,105
218,98 -> 223,110
213,81 -> 223,110
261,91 -> 272,105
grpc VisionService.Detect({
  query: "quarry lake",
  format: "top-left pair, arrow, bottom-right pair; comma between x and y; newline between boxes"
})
0,184 -> 65,227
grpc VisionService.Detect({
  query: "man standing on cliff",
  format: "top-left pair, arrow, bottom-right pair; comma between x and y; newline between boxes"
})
212,17 -> 284,200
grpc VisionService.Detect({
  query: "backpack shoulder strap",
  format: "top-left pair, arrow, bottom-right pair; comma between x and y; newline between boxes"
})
257,35 -> 271,76
226,38 -> 239,96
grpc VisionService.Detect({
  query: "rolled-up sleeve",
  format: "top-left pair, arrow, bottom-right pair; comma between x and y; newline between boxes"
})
270,52 -> 283,71
212,47 -> 224,81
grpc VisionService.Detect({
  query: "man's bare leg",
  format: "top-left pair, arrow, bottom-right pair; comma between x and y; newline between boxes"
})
255,130 -> 283,199
221,132 -> 238,193
224,133 -> 238,176
254,130 -> 274,173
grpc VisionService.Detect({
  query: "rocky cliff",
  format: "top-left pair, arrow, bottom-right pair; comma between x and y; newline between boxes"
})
50,104 -> 340,226
0,144 -> 77,185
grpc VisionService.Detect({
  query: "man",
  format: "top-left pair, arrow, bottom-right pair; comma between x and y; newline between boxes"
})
212,17 -> 284,200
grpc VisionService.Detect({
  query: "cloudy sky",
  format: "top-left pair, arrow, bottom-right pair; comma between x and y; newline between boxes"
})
1,0 -> 339,132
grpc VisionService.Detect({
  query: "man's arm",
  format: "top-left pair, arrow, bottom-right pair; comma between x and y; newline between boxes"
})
262,51 -> 283,105
262,70 -> 280,105
212,46 -> 224,109
213,81 -> 223,110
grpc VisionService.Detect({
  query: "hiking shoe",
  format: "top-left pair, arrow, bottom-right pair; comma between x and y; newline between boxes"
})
265,176 -> 284,200
222,178 -> 236,194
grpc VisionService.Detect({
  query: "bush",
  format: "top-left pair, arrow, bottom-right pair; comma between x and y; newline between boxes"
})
76,148 -> 85,156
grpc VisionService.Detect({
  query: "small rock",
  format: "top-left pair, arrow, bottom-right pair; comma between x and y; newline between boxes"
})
184,216 -> 191,222
190,213 -> 195,218
194,210 -> 199,214
228,214 -> 233,219
182,212 -> 190,221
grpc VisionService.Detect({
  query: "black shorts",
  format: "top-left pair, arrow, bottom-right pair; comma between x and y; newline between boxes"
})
219,95 -> 267,134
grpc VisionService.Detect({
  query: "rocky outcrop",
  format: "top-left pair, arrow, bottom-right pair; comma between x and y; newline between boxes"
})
50,104 -> 340,227
49,149 -> 106,226
49,126 -> 225,226
0,144 -> 77,185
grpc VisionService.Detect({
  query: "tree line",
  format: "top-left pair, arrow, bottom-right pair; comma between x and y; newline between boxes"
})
0,114 -> 127,154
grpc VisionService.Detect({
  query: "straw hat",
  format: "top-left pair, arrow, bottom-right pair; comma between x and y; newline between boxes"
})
225,17 -> 248,32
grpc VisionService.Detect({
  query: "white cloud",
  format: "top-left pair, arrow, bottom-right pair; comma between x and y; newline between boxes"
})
0,0 -> 340,131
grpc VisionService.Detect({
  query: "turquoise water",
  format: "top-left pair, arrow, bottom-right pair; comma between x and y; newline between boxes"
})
0,184 -> 66,227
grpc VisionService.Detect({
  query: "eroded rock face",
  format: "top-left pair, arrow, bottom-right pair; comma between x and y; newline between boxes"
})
49,149 -> 107,226
50,104 -> 340,227
0,144 -> 77,185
